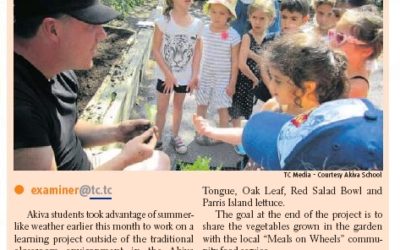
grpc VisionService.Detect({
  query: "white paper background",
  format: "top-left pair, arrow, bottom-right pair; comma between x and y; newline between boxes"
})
1,0 -> 8,248
1,1 -> 399,249
388,0 -> 400,247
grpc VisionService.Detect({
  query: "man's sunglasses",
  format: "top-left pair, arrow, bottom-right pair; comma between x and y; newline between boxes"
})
328,29 -> 367,46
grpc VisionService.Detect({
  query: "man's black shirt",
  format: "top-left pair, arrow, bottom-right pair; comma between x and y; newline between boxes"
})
14,53 -> 92,170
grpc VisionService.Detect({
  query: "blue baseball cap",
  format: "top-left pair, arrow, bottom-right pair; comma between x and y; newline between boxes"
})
242,111 -> 293,170
242,99 -> 383,170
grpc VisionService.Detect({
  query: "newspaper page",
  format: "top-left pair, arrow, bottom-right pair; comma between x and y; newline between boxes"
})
3,0 -> 399,250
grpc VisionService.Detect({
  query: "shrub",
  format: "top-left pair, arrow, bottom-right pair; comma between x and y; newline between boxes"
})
102,0 -> 145,16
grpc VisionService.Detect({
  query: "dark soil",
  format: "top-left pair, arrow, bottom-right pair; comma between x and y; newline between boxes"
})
75,27 -> 133,114
75,0 -> 158,114
74,0 -> 206,115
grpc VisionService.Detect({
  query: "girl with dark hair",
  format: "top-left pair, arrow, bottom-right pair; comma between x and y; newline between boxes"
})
329,8 -> 383,97
193,33 -> 349,163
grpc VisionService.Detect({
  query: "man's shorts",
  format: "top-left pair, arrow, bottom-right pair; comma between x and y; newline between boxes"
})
156,79 -> 189,94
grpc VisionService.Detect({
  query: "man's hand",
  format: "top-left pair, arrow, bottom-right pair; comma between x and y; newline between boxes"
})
117,119 -> 154,143
119,127 -> 157,165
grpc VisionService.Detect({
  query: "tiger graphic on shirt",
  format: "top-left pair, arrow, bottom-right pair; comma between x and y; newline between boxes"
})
163,34 -> 197,73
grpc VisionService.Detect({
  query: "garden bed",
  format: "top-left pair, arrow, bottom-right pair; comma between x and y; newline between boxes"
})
75,0 -> 159,115
75,26 -> 134,114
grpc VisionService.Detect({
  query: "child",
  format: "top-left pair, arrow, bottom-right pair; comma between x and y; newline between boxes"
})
280,0 -> 310,35
231,0 -> 281,37
328,8 -> 383,98
195,0 -> 241,145
312,0 -> 337,40
152,0 -> 203,154
235,0 -> 309,74
259,0 -> 311,113
193,33 -> 352,169
332,0 -> 376,24
229,0 -> 276,155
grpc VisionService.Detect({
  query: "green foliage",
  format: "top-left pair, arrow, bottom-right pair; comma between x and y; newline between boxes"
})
180,156 -> 223,171
102,0 -> 145,16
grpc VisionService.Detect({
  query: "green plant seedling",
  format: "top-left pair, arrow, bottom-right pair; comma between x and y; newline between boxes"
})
180,156 -> 213,171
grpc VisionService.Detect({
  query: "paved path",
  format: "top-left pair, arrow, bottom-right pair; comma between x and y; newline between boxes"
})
131,59 -> 244,170
129,1 -> 244,170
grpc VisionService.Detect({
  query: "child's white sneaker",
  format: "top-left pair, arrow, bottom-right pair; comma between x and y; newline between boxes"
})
170,136 -> 188,154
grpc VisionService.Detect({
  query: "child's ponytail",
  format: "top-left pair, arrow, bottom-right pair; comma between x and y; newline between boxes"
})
163,0 -> 174,19
369,27 -> 383,60
317,50 -> 349,103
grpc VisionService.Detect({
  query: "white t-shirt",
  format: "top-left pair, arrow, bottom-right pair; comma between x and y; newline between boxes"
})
155,15 -> 204,86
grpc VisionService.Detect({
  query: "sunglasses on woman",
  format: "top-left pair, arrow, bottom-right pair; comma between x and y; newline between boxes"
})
328,29 -> 367,46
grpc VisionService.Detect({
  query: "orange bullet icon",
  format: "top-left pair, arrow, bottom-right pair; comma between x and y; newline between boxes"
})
15,185 -> 24,195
